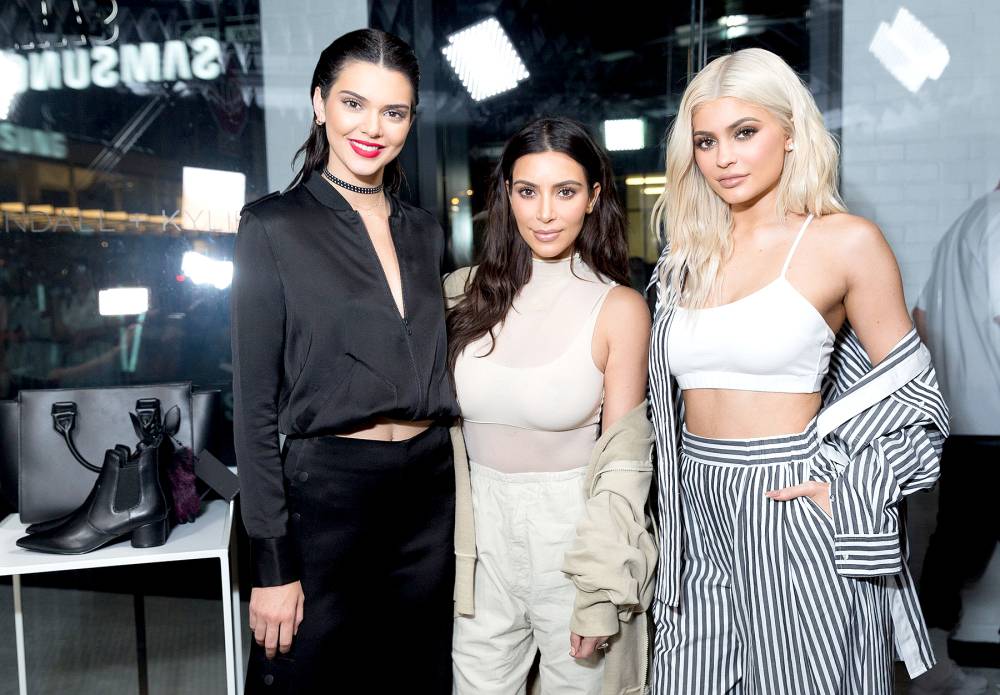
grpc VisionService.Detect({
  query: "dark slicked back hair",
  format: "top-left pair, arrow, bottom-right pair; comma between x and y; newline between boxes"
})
289,28 -> 419,192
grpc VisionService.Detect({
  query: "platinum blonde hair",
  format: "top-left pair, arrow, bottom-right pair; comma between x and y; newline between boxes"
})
651,48 -> 847,307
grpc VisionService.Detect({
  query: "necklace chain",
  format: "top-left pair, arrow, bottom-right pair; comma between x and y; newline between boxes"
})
322,167 -> 383,195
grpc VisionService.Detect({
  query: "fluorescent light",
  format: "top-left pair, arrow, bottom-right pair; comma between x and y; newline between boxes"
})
869,7 -> 949,93
442,18 -> 529,101
603,119 -> 644,151
718,14 -> 749,27
726,26 -> 749,40
181,166 -> 245,232
181,251 -> 233,289
643,186 -> 665,195
626,175 -> 666,186
99,287 -> 149,316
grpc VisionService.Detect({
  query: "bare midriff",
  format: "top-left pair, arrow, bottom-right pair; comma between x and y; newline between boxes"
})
682,389 -> 821,439
334,416 -> 436,442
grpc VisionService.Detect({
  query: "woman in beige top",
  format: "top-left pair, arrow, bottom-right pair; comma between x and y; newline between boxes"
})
447,116 -> 653,694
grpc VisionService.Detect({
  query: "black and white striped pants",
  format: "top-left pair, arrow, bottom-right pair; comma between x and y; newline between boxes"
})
651,422 -> 894,694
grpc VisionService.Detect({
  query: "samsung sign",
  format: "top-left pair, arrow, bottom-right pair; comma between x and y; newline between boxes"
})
2,37 -> 223,92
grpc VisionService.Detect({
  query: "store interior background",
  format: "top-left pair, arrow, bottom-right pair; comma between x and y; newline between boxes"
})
0,0 -> 997,692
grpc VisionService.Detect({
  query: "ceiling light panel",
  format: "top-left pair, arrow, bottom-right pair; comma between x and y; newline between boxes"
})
603,119 -> 644,151
442,18 -> 529,101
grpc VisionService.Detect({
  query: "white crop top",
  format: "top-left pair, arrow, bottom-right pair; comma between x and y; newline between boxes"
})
667,215 -> 835,393
454,255 -> 615,473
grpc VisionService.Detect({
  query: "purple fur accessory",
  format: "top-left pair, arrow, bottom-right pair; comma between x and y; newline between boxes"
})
168,444 -> 201,524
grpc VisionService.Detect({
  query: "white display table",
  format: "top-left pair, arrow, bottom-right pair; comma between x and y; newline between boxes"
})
0,499 -> 243,695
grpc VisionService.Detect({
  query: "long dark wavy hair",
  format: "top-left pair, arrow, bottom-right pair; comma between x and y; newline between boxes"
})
447,116 -> 630,371
288,28 -> 419,192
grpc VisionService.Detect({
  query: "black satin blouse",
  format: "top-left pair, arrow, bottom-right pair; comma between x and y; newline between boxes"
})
231,173 -> 459,586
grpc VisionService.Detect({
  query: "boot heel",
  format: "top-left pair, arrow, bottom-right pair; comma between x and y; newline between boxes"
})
131,519 -> 168,548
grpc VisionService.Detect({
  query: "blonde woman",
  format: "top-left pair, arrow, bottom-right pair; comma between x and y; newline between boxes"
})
646,48 -> 948,694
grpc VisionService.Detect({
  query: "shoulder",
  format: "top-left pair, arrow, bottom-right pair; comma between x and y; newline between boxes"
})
985,192 -> 1000,238
810,212 -> 889,251
809,213 -> 896,266
443,265 -> 477,302
239,186 -> 312,228
240,190 -> 283,215
601,285 -> 651,332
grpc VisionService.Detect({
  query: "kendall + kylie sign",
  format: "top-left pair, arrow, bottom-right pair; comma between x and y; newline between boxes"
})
3,37 -> 223,92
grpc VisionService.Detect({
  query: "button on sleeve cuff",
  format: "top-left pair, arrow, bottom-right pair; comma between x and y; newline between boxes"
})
832,531 -> 902,577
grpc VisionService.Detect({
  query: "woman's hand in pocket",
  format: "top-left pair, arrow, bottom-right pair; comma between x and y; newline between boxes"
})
249,582 -> 305,659
765,480 -> 832,518
570,632 -> 610,659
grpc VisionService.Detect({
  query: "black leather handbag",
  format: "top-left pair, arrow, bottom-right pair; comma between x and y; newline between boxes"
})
0,382 -> 238,523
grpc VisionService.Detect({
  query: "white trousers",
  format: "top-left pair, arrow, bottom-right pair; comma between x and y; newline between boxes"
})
452,463 -> 604,695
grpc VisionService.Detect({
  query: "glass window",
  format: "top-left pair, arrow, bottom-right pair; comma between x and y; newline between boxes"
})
0,2 -> 268,451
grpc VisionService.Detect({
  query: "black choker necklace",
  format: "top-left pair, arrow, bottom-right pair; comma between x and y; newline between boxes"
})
322,168 -> 383,195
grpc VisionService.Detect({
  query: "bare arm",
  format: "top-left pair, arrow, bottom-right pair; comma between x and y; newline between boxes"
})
569,285 -> 650,660
840,219 -> 913,364
596,286 -> 651,431
768,217 -> 912,516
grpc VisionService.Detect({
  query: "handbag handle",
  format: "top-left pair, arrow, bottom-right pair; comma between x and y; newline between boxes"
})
50,402 -> 102,473
51,398 -> 167,473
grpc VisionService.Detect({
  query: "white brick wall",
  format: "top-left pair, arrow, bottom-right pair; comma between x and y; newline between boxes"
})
841,0 -> 1000,305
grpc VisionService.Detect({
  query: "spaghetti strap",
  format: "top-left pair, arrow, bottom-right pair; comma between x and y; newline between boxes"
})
780,214 -> 815,277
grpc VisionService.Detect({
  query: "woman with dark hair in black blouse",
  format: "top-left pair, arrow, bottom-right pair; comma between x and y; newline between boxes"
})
231,29 -> 458,693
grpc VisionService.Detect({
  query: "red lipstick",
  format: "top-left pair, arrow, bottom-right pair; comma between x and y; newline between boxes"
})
348,138 -> 385,159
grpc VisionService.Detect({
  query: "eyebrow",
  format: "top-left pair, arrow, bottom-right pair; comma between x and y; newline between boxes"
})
510,179 -> 584,187
338,90 -> 411,111
692,116 -> 762,137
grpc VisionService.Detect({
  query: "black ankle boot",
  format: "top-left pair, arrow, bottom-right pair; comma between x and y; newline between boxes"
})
23,445 -> 134,535
17,443 -> 169,554
24,513 -> 71,535
26,399 -> 168,535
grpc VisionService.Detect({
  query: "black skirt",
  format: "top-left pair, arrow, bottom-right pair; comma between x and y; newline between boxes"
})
245,425 -> 455,694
